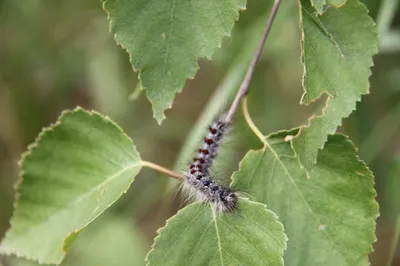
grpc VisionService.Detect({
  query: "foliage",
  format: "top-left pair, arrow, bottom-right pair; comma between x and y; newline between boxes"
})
147,199 -> 286,265
102,0 -> 245,124
0,109 -> 142,264
232,131 -> 378,265
292,0 -> 378,172
1,0 -> 396,265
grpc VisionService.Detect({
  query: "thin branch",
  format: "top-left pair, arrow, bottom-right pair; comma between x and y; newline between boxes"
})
144,1 -> 282,182
224,0 -> 282,123
141,161 -> 183,180
242,97 -> 267,147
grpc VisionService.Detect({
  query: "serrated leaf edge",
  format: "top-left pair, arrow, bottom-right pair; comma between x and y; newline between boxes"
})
145,198 -> 287,266
102,1 -> 246,124
332,133 -> 379,254
232,129 -> 378,263
0,107 -> 142,265
311,0 -> 347,15
294,0 -> 378,170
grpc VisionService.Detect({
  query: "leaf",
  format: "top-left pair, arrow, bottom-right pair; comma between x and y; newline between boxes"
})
163,12 -> 274,213
311,0 -> 326,13
102,0 -> 246,124
0,108 -> 142,264
311,0 -> 346,13
7,215 -> 148,266
327,0 -> 346,6
172,1 -> 294,171
146,198 -> 287,266
173,30 -> 255,172
232,131 -> 378,265
292,0 -> 378,172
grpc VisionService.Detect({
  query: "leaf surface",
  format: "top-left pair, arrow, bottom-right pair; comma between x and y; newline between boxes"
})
292,0 -> 378,171
102,0 -> 246,123
311,0 -> 326,13
146,198 -> 286,266
6,215 -> 147,266
311,0 -> 346,13
232,131 -> 378,265
0,108 -> 142,264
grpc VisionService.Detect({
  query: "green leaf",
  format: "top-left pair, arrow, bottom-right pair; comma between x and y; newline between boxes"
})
311,0 -> 346,13
232,131 -> 378,265
102,0 -> 246,124
311,0 -> 326,13
327,0 -> 346,6
292,0 -> 378,171
6,215 -> 148,266
146,198 -> 287,265
0,108 -> 142,264
173,30 -> 255,172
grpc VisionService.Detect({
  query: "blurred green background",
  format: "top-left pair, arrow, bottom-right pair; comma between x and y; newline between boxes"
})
0,0 -> 399,265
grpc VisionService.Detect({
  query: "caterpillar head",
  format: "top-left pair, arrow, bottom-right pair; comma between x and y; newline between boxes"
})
218,189 -> 238,213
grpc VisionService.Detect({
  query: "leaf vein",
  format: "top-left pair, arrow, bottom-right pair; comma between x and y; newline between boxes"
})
265,141 -> 349,264
211,207 -> 224,266
218,219 -> 269,264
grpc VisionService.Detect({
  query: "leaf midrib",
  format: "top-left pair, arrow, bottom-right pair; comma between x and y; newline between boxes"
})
263,139 -> 349,265
301,5 -> 346,58
211,207 -> 224,266
14,162 -> 141,239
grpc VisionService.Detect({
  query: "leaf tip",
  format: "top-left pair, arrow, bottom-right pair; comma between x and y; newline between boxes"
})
153,111 -> 166,125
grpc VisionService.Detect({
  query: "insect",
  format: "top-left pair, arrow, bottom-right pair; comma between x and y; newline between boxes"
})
183,114 -> 238,213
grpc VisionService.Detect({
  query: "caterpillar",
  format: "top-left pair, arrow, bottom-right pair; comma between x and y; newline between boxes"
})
183,115 -> 238,213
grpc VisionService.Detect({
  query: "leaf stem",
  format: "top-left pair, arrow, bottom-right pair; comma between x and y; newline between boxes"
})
141,161 -> 183,181
224,0 -> 282,123
387,215 -> 400,266
242,97 -> 267,147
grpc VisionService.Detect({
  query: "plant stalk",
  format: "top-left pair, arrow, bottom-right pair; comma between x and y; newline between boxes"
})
224,0 -> 282,123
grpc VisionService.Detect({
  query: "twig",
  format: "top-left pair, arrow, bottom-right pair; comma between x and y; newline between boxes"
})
142,0 -> 282,182
242,97 -> 267,147
224,0 -> 282,123
142,161 -> 183,180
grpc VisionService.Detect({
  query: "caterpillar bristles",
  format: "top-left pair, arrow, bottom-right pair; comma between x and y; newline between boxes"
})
182,114 -> 238,213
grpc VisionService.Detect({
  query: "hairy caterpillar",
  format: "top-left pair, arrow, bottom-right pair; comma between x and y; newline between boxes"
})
183,115 -> 238,213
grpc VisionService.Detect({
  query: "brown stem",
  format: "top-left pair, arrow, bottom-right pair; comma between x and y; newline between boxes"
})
143,1 -> 282,182
141,161 -> 183,181
224,0 -> 282,123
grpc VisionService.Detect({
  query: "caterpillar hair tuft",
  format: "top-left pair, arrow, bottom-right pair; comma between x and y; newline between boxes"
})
183,114 -> 238,213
